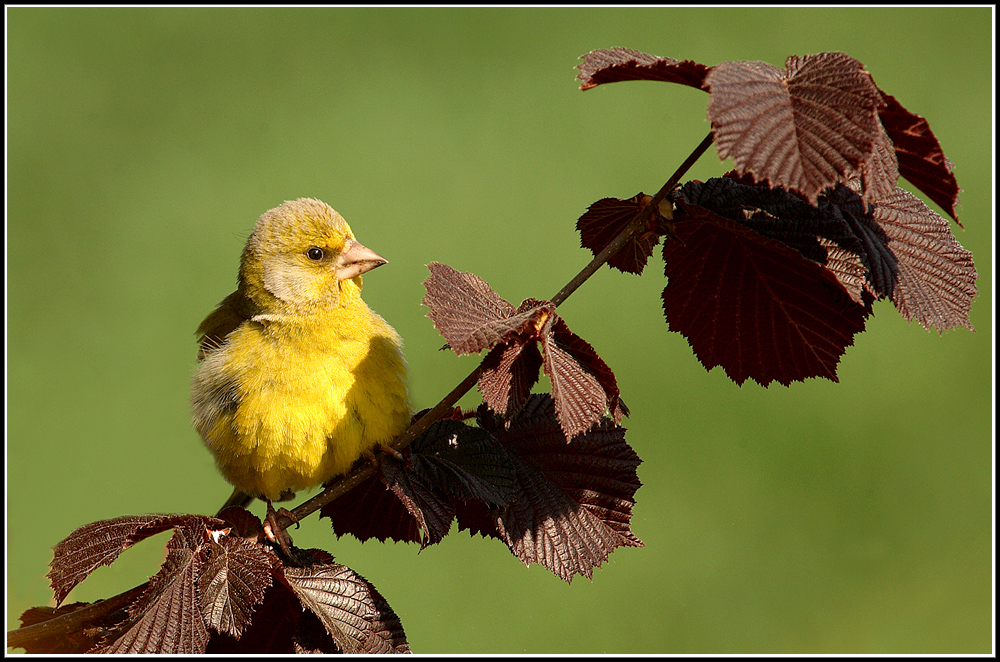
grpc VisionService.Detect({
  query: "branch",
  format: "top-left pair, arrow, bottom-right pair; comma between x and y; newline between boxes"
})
6,582 -> 149,651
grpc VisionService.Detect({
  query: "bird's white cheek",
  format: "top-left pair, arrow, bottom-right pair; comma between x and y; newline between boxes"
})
262,258 -> 310,305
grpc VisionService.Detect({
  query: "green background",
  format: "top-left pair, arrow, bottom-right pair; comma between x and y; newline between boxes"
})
6,7 -> 993,654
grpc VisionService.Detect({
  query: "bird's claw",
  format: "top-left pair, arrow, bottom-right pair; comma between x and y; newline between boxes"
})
364,444 -> 405,471
381,444 -> 405,462
263,501 -> 306,565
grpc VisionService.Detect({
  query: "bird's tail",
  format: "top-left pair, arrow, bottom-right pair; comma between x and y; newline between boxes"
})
217,487 -> 254,516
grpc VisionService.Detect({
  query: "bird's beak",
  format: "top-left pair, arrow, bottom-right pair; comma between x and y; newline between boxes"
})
335,239 -> 387,281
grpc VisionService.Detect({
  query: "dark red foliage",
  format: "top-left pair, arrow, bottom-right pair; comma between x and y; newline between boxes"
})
326,394 -> 642,584
576,193 -> 667,275
877,91 -> 961,223
381,458 -> 459,548
207,547 -> 408,654
29,514 -> 410,654
423,263 -> 627,438
861,124 -> 902,207
579,49 -> 961,226
663,196 -> 869,386
707,52 -> 884,205
577,47 -> 711,91
545,315 -> 630,427
100,521 -> 212,653
324,417 -> 518,547
206,580 -> 301,653
421,263 -> 540,355
655,174 -> 976,385
677,177 -> 976,334
48,514 -> 201,607
198,534 -> 275,638
479,339 -> 545,421
280,564 -> 410,654
470,395 -> 643,582
871,186 -> 977,331
681,176 -> 882,303
405,420 -> 518,506
323,467 -> 426,545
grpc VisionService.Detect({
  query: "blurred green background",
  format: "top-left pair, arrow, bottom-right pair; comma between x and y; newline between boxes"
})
6,7 -> 993,654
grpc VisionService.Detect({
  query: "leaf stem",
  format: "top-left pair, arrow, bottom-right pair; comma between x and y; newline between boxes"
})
276,131 -> 715,532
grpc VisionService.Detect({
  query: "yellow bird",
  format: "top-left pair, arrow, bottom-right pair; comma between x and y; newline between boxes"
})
191,198 -> 411,514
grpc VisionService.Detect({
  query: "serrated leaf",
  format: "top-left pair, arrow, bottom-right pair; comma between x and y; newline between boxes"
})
453,498 -> 503,541
478,338 -> 544,419
409,418 -> 518,507
282,564 -> 370,654
473,395 -> 643,583
292,610 -> 343,653
423,263 -> 627,441
820,183 -> 898,298
288,576 -> 408,654
577,47 -> 711,91
541,322 -> 607,440
198,535 -> 275,639
358,580 -> 411,654
678,177 -> 874,303
323,472 -> 424,545
663,199 -> 868,386
815,235 -> 870,305
48,514 -> 201,606
860,123 -> 901,206
324,421 -> 517,548
707,52 -> 884,204
355,420 -> 518,548
205,580 -> 302,654
550,317 -> 629,424
878,90 -> 961,222
282,564 -> 408,655
381,457 -> 456,548
422,262 -> 522,354
872,187 -> 977,331
576,193 -> 663,274
98,521 -> 210,654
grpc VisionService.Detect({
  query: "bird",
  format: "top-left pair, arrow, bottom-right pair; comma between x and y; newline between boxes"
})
190,198 -> 411,531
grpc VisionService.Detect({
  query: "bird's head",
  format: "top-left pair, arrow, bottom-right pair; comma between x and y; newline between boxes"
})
238,198 -> 386,312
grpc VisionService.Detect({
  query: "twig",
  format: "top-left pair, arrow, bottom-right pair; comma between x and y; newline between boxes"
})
6,582 -> 149,651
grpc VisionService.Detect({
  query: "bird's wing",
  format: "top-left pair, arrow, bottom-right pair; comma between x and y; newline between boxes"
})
196,290 -> 252,361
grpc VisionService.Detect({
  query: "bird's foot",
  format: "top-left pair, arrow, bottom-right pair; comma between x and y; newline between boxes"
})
379,444 -> 405,462
263,500 -> 305,565
363,444 -> 405,472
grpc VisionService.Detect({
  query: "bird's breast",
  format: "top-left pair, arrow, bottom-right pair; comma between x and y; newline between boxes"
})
192,304 -> 410,500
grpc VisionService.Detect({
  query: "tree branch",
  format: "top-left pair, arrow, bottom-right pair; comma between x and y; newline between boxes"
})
6,582 -> 148,651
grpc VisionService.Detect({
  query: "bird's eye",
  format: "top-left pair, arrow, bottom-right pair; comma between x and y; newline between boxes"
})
306,247 -> 324,261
